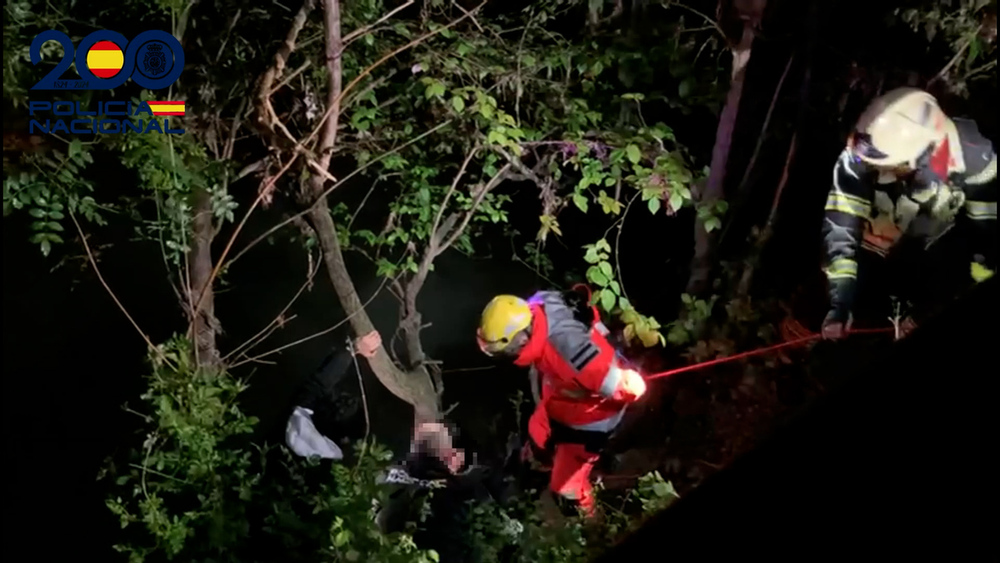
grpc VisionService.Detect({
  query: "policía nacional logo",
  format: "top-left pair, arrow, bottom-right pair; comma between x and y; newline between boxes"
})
27,29 -> 187,135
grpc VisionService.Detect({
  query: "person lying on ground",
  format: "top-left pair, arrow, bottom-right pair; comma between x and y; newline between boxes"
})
375,421 -> 523,563
285,330 -> 381,460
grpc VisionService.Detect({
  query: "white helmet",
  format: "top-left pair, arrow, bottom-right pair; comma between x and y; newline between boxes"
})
849,87 -> 950,169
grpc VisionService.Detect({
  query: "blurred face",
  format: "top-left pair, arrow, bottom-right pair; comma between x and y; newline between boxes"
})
477,328 -> 529,358
414,422 -> 465,473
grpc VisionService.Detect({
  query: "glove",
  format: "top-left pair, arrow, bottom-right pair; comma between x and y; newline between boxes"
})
527,404 -> 551,451
896,316 -> 917,341
821,309 -> 853,340
524,405 -> 553,470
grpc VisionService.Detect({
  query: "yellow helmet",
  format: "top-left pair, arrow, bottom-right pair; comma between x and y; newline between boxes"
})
850,87 -> 950,169
477,295 -> 532,356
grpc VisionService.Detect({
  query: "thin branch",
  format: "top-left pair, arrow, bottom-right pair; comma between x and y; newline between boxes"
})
69,210 -> 159,356
613,191 -> 641,305
717,53 -> 795,248
929,26 -> 982,86
662,1 -> 726,40
190,151 -> 301,321
303,0 -> 488,150
438,162 -> 512,253
734,54 -> 795,196
964,58 -> 997,79
314,0 -> 344,166
269,60 -> 312,95
450,0 -> 485,34
348,340 -> 372,470
225,120 -> 453,269
258,0 -> 316,96
192,0 -> 320,323
228,273 -> 392,368
342,0 -> 415,46
221,248 -> 323,363
347,176 -> 382,230
428,147 -> 479,252
223,97 -> 248,161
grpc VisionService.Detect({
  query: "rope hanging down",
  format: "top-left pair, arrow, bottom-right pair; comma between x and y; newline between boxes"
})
642,327 -> 895,381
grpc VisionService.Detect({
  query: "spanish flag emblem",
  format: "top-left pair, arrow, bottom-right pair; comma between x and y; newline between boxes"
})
148,101 -> 185,116
86,41 -> 124,79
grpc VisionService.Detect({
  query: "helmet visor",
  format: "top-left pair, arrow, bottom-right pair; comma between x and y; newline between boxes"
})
849,131 -> 890,161
476,327 -> 501,357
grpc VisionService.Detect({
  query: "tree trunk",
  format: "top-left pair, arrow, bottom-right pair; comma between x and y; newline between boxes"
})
686,0 -> 767,296
306,204 -> 441,421
188,188 -> 221,367
304,0 -> 440,422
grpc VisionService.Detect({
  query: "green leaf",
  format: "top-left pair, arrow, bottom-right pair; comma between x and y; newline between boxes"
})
667,324 -> 688,346
609,280 -> 621,295
669,192 -> 683,211
968,36 -> 981,65
583,248 -> 598,264
451,96 -> 465,113
600,288 -> 616,312
599,260 -> 613,279
647,197 -> 661,214
704,216 -> 721,232
425,81 -> 446,99
68,139 -> 83,159
678,77 -> 695,99
40,239 -> 52,257
625,144 -> 641,164
572,192 -> 589,213
586,265 -> 609,286
28,207 -> 46,218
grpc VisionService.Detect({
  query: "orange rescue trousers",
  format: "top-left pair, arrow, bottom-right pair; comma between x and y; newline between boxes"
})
528,409 -> 611,517
550,442 -> 601,516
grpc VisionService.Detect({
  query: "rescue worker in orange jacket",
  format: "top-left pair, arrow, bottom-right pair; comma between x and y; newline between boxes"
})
821,87 -> 996,340
476,288 -> 647,517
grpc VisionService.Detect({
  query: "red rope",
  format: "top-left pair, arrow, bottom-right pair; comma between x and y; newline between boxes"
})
643,327 -> 895,381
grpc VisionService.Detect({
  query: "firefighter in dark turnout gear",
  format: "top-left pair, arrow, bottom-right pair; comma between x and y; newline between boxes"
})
821,87 -> 997,339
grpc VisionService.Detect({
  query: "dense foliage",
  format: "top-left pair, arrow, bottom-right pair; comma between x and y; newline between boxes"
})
3,0 -> 994,560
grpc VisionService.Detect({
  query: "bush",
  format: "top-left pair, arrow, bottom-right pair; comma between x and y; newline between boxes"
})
102,337 -> 678,562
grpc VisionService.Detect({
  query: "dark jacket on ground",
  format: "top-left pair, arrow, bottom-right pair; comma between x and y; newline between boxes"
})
376,438 -> 524,563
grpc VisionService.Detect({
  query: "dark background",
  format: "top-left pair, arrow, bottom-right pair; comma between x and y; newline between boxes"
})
3,0 -> 996,559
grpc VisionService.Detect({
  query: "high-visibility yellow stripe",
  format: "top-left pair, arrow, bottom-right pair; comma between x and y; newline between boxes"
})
965,155 -> 997,185
971,262 -> 994,283
825,257 -> 858,280
964,200 -> 997,220
86,49 -> 124,71
825,191 -> 871,217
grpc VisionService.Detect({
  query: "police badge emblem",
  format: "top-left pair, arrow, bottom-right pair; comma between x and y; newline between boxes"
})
135,41 -> 172,81
142,42 -> 166,76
